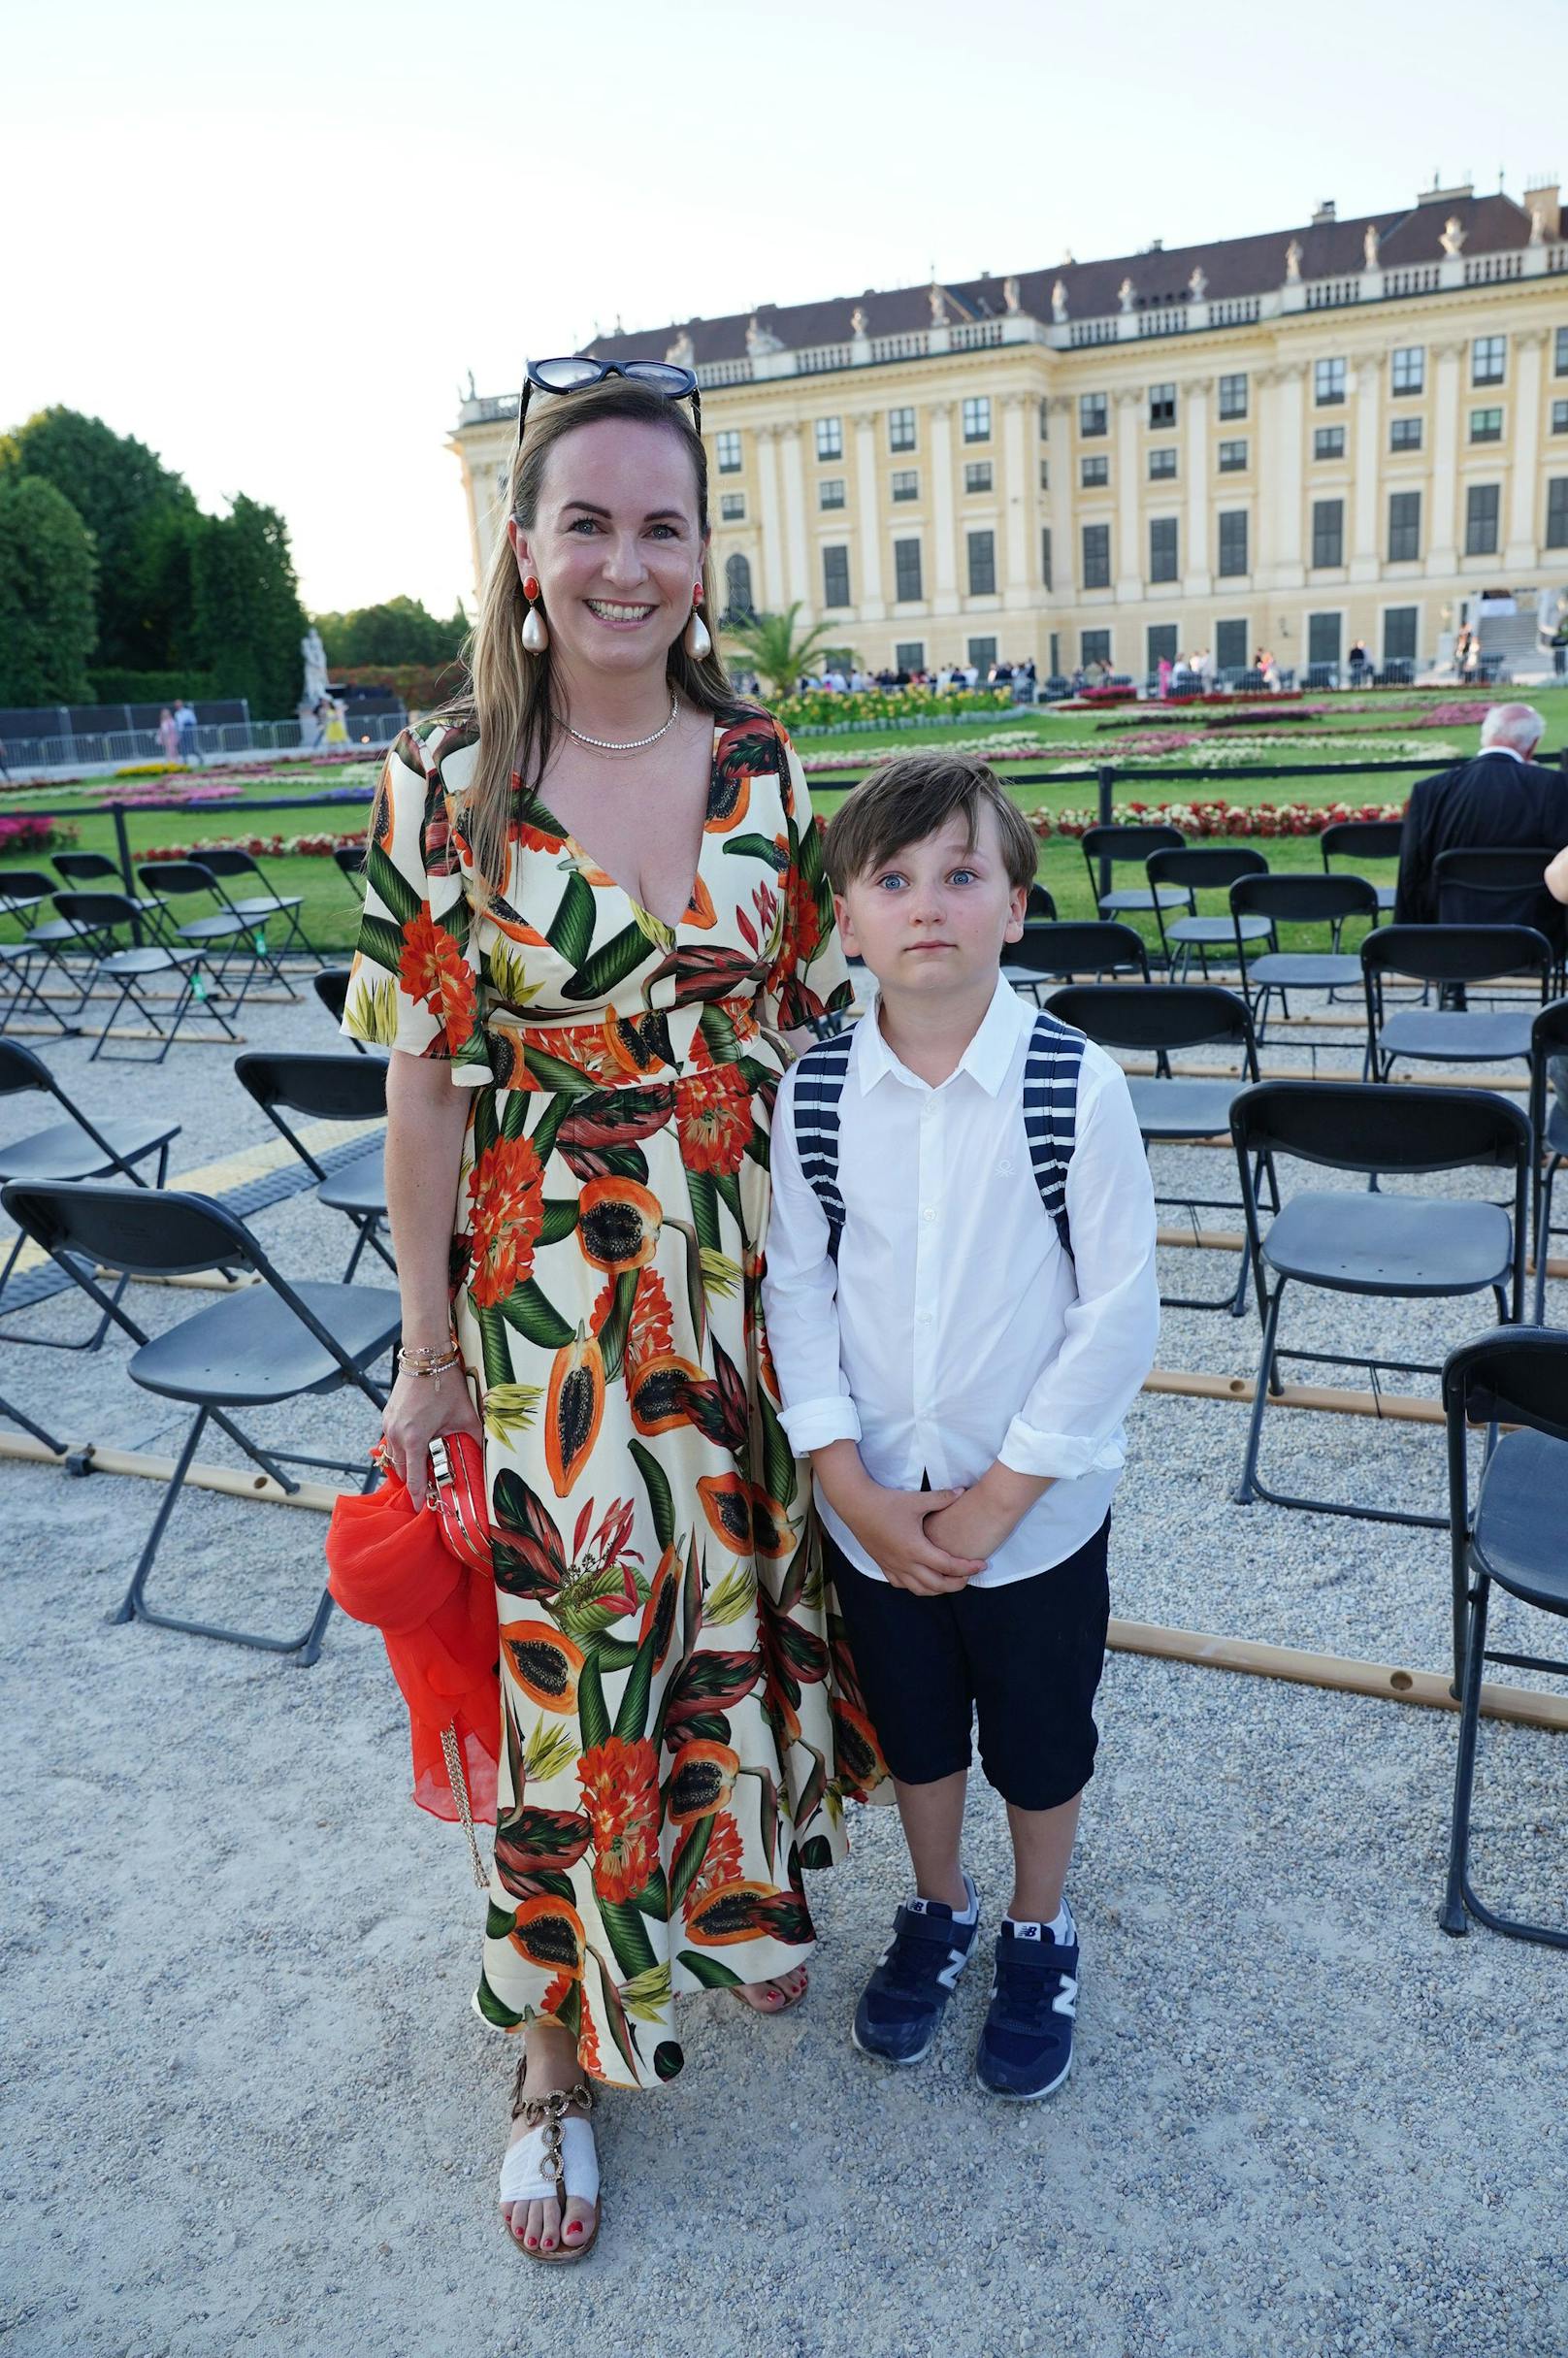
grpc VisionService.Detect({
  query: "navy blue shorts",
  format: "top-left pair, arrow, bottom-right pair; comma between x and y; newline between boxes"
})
827,1516 -> 1110,1812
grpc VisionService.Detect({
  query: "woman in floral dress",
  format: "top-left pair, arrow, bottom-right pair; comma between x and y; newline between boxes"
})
343,372 -> 882,2262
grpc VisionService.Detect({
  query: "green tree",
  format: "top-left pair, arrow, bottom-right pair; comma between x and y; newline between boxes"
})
0,475 -> 97,704
0,408 -> 195,669
190,494 -> 308,714
313,594 -> 469,668
720,603 -> 837,697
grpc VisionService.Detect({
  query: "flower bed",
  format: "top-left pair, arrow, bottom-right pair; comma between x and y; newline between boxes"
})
140,829 -> 369,861
1029,798 -> 1406,840
0,813 -> 77,856
774,686 -> 1012,731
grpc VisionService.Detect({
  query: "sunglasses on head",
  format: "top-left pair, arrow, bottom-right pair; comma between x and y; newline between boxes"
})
516,355 -> 702,445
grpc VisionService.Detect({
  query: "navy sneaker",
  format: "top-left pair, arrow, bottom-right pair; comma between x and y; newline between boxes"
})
974,1920 -> 1079,2100
851,1880 -> 979,2066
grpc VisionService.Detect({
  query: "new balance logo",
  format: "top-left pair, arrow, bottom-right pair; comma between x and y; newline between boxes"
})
1053,1976 -> 1079,2018
935,1949 -> 967,1991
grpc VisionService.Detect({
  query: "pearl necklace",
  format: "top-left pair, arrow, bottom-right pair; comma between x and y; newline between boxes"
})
562,692 -> 680,755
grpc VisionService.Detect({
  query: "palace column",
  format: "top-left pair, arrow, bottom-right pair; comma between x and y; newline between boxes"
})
1259,362 -> 1305,588
777,423 -> 811,614
1001,392 -> 1031,605
852,409 -> 886,619
1114,385 -> 1142,600
754,427 -> 786,612
1046,395 -> 1075,641
929,402 -> 959,614
1425,339 -> 1464,577
1350,354 -> 1382,582
1505,329 -> 1548,569
1184,375 -> 1213,595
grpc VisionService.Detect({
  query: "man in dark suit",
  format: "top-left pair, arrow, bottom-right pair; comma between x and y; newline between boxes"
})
1394,704 -> 1568,947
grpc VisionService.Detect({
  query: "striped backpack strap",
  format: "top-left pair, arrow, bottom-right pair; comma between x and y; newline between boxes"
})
790,1028 -> 856,1258
1022,1010 -> 1087,1257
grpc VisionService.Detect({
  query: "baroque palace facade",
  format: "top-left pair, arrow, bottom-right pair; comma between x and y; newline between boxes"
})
451,178 -> 1568,682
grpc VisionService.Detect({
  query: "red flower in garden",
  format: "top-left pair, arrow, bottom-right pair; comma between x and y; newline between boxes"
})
577,1736 -> 661,1904
683,1810 -> 746,1919
398,906 -> 476,1049
676,1067 -> 752,1177
466,1134 -> 546,1307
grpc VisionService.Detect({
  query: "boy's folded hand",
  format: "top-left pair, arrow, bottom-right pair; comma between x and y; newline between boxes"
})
846,1484 -> 986,1595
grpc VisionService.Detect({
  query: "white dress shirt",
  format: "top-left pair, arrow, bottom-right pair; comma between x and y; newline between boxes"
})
764,977 -> 1160,1588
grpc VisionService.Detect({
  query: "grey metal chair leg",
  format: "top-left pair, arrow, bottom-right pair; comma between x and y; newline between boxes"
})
1,1392 -> 64,1453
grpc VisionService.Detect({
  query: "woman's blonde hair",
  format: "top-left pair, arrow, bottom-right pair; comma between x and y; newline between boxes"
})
452,377 -> 754,888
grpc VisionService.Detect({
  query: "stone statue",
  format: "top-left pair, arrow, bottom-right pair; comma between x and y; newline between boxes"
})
1052,278 -> 1068,323
850,305 -> 868,337
1118,276 -> 1136,313
1441,213 -> 1466,257
1285,239 -> 1303,281
745,313 -> 783,356
300,628 -> 330,708
929,281 -> 949,325
1529,204 -> 1547,246
665,329 -> 696,368
1362,222 -> 1380,269
1188,264 -> 1207,301
1003,275 -> 1021,313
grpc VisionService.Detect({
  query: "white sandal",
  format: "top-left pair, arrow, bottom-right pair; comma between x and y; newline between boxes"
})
497,2076 -> 600,2265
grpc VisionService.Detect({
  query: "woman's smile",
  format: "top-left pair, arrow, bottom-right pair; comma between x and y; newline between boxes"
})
583,597 -> 659,627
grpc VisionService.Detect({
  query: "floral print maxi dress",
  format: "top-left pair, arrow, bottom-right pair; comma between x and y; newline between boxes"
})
343,710 -> 885,2091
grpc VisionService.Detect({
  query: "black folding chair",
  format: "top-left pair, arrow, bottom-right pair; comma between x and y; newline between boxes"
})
1049,982 -> 1270,1314
1026,883 -> 1057,923
1079,825 -> 1188,927
53,851 -> 173,945
0,868 -> 57,932
1230,871 -> 1381,1043
311,966 -> 366,1046
1432,847 -> 1565,989
1361,925 -> 1552,1084
1147,846 -> 1271,983
1439,1327 -> 1568,1948
137,862 -> 268,1013
1003,921 -> 1150,1000
1230,1080 -> 1529,1524
234,1050 -> 392,1280
0,1037 -> 180,1349
2,870 -> 97,1025
194,846 -> 315,966
0,936 -> 79,1037
50,891 -> 237,1064
333,843 -> 367,892
1526,999 -> 1568,1324
0,1179 -> 400,1664
1322,818 -> 1402,912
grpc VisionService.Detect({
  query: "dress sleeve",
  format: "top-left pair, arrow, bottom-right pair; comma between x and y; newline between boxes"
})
758,724 -> 855,1033
341,731 -> 490,1078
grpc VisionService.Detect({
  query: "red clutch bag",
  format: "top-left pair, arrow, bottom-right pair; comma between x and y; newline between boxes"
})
426,1428 -> 493,1572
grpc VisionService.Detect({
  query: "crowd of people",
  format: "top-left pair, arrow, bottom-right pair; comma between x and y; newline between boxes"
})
793,658 -> 1039,696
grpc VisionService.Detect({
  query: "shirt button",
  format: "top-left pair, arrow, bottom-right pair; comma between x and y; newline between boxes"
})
917,1310 -> 933,1324
921,1207 -> 935,1222
921,1099 -> 935,1118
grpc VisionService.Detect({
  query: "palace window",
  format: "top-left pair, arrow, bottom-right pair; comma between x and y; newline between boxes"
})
894,537 -> 923,601
1468,408 -> 1503,444
1149,383 -> 1176,429
1081,454 -> 1108,488
1314,357 -> 1347,406
1555,327 -> 1568,378
962,396 -> 992,442
1149,517 -> 1179,582
1217,509 -> 1249,577
1082,523 -> 1111,589
1391,345 -> 1425,396
1218,373 -> 1248,420
1384,606 -> 1419,664
889,407 -> 916,452
1039,458 -> 1050,488
1149,446 -> 1177,480
1552,400 -> 1568,437
715,430 -> 741,474
1547,479 -> 1568,547
1465,483 -> 1500,555
1313,426 -> 1346,460
1079,391 -> 1108,438
1311,499 -> 1345,568
1471,336 -> 1506,387
822,545 -> 851,606
891,469 -> 919,501
1390,416 -> 1423,452
1080,629 -> 1112,668
964,461 -> 994,493
819,476 -> 846,508
723,553 -> 753,618
894,640 -> 925,671
1308,612 -> 1342,670
1218,439 -> 1248,473
1388,491 -> 1421,563
966,529 -> 996,595
719,492 -> 745,521
1040,526 -> 1052,590
815,416 -> 843,461
1215,618 -> 1249,672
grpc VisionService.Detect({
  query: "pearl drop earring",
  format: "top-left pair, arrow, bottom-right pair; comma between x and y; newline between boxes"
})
521,573 -> 549,654
684,584 -> 711,662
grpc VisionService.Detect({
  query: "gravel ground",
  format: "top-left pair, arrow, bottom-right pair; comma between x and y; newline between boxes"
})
2,982 -> 1565,2358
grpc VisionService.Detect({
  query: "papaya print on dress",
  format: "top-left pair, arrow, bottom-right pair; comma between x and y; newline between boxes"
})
343,710 -> 886,2090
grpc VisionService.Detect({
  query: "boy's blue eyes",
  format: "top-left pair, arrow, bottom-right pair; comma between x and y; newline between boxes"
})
874,869 -> 979,890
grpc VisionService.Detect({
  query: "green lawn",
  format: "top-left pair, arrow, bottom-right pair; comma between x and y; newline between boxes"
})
4,688 -> 1565,957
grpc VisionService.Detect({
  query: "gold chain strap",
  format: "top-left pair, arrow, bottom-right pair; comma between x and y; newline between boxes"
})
509,2075 -> 596,2194
441,1722 -> 490,1889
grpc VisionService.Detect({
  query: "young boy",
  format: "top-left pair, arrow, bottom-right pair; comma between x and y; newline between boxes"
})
763,753 -> 1160,2100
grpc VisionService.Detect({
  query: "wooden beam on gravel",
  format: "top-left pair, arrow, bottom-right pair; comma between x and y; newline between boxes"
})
4,1431 -> 1559,1732
1142,1365 -> 1444,1425
1106,1617 -> 1568,1733
1122,1060 -> 1530,1093
1154,1227 -> 1568,1281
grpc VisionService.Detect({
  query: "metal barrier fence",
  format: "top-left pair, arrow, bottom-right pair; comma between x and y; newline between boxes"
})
0,710 -> 408,777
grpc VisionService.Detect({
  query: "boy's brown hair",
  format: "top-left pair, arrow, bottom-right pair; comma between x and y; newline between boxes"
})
823,751 -> 1039,895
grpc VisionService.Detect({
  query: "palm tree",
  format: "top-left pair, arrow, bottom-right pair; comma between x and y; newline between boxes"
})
721,603 -> 840,698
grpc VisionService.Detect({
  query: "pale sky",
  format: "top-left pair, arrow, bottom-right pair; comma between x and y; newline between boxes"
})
7,0 -> 1564,620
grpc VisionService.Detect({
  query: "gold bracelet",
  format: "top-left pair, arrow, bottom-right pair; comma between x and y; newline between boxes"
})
397,1342 -> 461,1377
